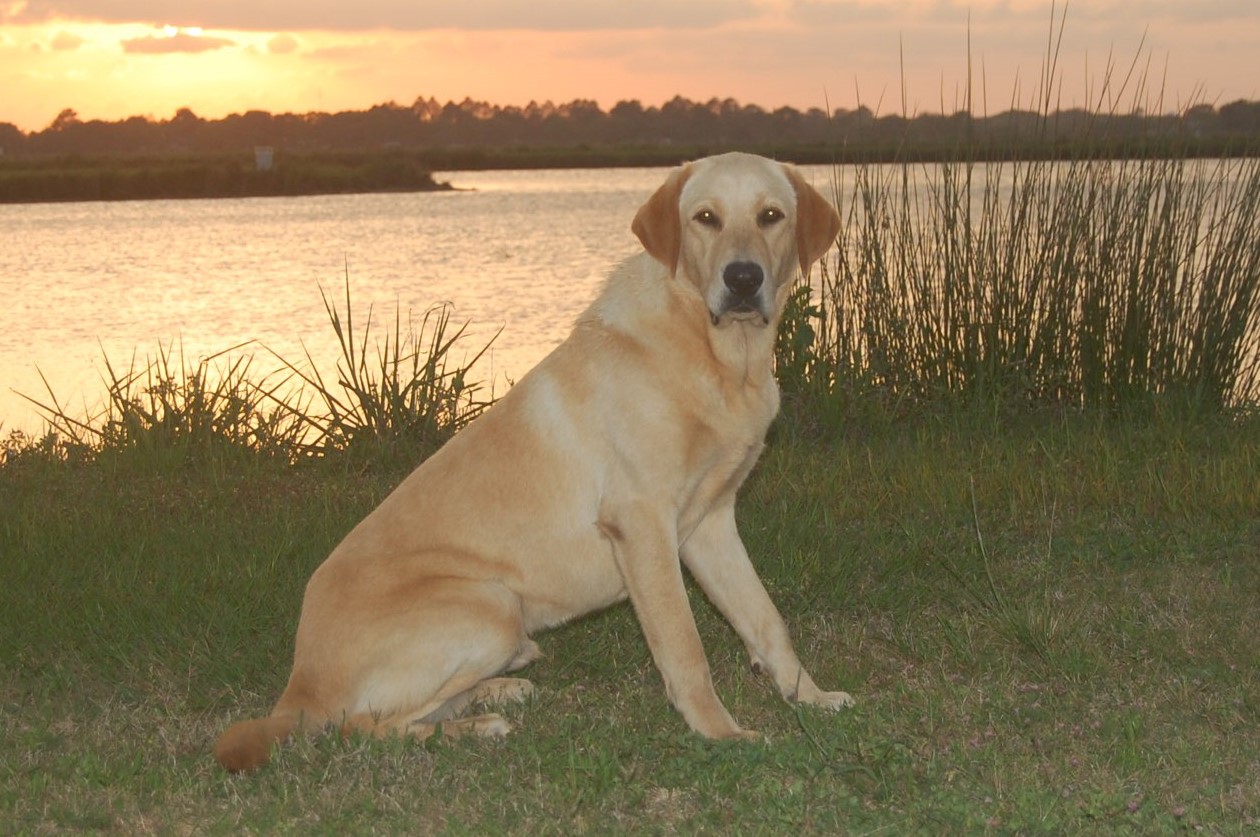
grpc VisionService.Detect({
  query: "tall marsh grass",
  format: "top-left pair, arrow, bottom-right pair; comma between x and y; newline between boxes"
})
272,281 -> 497,465
779,152 -> 1260,425
14,343 -> 302,466
9,280 -> 495,469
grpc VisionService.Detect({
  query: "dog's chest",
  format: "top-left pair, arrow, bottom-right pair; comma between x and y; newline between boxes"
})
673,374 -> 777,528
696,366 -> 779,444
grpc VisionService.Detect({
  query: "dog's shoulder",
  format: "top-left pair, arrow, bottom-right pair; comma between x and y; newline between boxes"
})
580,252 -> 669,334
577,253 -> 711,357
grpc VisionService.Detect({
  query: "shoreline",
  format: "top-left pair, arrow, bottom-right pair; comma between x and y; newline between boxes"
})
0,151 -> 456,204
4,139 -> 1259,205
0,180 -> 458,206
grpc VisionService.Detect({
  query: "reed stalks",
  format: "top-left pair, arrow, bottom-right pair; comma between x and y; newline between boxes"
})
270,278 -> 497,466
16,147 -> 1260,468
790,154 -> 1260,420
16,342 -> 304,466
15,143 -> 1260,469
11,278 -> 496,468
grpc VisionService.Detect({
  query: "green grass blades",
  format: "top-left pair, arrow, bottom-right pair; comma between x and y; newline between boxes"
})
2,416 -> 1258,833
270,274 -> 498,468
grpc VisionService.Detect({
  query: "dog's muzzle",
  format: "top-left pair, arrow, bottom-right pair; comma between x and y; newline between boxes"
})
711,261 -> 770,325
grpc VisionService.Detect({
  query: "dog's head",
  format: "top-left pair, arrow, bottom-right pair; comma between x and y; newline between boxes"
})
632,152 -> 841,326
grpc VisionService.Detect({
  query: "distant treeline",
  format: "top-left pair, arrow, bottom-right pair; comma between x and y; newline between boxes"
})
3,95 -> 1260,203
3,95 -> 1260,161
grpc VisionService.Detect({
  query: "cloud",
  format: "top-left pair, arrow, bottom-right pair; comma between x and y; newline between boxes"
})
267,32 -> 299,54
49,30 -> 85,50
791,0 -> 1260,28
121,31 -> 235,54
2,0 -> 763,32
5,0 -> 1257,34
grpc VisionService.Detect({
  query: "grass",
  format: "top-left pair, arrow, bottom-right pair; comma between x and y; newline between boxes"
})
2,413 -> 1258,833
270,279 -> 498,467
773,7 -> 1260,427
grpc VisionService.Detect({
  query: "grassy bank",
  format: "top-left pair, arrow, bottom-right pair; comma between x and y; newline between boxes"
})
2,412 -> 1258,833
0,150 -> 453,203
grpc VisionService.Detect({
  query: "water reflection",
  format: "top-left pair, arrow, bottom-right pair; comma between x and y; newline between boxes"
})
0,168 -> 671,433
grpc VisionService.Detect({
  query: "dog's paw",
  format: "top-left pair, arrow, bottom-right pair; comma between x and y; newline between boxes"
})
507,639 -> 544,671
805,689 -> 855,710
708,723 -> 765,743
467,713 -> 513,738
473,677 -> 535,706
794,685 -> 855,711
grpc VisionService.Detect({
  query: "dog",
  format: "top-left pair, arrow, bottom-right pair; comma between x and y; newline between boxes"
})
214,152 -> 852,773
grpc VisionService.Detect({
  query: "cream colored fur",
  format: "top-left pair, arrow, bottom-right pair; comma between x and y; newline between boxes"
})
213,152 -> 852,773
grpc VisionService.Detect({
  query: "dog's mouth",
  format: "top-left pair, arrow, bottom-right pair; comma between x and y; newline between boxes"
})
709,298 -> 771,326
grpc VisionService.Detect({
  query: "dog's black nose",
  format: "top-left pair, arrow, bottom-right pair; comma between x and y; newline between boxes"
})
722,261 -> 764,298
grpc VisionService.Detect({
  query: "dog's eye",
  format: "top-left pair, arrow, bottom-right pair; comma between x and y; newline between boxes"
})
758,207 -> 785,227
693,209 -> 722,229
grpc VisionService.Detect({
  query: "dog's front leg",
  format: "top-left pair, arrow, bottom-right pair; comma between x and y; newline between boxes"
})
681,503 -> 854,710
599,502 -> 756,740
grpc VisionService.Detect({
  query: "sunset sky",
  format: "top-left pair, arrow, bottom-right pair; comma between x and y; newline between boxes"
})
1,1 -> 1257,133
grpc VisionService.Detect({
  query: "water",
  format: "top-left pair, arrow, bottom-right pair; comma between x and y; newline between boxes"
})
0,168 -> 685,435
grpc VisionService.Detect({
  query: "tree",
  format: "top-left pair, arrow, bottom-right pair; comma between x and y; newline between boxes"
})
1220,100 -> 1260,133
49,108 -> 80,131
0,121 -> 25,154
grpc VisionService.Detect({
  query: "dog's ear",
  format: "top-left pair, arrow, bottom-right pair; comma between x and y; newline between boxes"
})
785,166 -> 841,275
632,163 -> 692,276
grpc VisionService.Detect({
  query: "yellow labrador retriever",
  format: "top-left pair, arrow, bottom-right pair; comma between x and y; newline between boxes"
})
214,152 -> 852,772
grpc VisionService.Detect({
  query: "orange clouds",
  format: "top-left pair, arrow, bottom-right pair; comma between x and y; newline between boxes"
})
49,30 -> 84,50
267,33 -> 300,55
0,2 -> 1255,134
121,30 -> 235,54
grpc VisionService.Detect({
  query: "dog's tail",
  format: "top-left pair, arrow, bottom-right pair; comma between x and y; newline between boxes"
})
213,712 -> 301,773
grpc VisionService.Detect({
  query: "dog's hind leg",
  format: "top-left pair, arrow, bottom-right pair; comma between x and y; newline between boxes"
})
320,576 -> 539,743
422,673 -> 538,722
343,708 -> 515,741
342,676 -> 537,741
402,643 -> 543,727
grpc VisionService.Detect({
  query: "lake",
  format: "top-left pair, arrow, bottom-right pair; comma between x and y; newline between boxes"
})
8,166 -> 824,436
